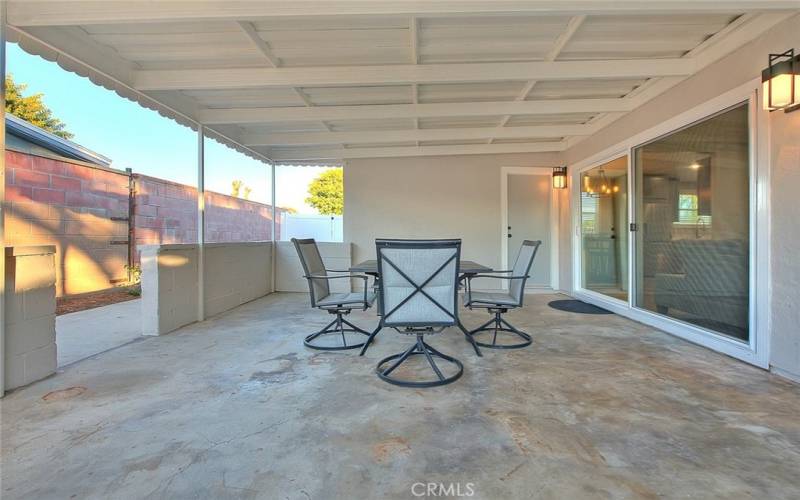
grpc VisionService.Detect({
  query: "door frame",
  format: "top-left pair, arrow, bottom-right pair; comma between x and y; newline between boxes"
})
569,78 -> 771,368
500,166 -> 560,292
570,151 -> 632,308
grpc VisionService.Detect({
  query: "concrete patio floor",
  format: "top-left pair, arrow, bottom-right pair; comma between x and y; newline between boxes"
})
2,292 -> 799,499
56,299 -> 143,367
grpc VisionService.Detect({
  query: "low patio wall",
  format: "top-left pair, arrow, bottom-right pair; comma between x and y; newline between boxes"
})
140,242 -> 273,335
4,245 -> 57,390
274,241 -> 351,293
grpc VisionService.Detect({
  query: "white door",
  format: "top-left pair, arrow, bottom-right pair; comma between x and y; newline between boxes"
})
506,174 -> 551,287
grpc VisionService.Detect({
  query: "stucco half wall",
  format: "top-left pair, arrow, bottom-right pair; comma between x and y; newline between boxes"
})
343,152 -> 566,291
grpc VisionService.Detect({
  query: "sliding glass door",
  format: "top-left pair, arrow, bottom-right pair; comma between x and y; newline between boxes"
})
633,103 -> 750,342
580,157 -> 628,301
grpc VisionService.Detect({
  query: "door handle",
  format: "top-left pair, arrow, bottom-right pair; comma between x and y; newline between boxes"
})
507,234 -> 512,238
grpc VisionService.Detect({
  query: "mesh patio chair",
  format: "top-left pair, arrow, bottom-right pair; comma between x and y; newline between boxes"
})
463,240 -> 541,349
292,238 -> 377,351
371,239 -> 464,387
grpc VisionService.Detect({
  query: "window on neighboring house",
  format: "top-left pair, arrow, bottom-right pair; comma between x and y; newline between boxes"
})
581,193 -> 598,234
678,193 -> 699,223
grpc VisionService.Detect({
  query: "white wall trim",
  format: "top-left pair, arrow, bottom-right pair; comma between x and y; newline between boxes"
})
568,78 -> 771,369
500,166 -> 560,292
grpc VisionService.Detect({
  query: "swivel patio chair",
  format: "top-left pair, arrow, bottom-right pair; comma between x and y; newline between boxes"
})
463,240 -> 541,349
372,239 -> 464,387
292,238 -> 376,350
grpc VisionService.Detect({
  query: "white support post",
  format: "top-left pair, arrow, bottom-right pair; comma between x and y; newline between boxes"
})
197,125 -> 205,321
270,162 -> 277,293
0,2 -> 7,396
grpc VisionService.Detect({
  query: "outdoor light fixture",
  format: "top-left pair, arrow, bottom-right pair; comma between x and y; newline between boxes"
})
762,49 -> 800,113
552,166 -> 567,189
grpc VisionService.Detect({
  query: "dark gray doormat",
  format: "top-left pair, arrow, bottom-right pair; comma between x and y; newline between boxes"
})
548,299 -> 613,315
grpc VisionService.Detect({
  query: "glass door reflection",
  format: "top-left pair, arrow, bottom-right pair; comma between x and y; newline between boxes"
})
580,157 -> 628,301
633,103 -> 750,342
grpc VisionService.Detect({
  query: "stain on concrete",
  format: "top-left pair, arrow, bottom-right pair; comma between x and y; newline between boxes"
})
372,437 -> 411,464
42,386 -> 86,401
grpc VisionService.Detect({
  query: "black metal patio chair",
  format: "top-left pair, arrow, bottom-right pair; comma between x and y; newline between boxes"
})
371,238 -> 464,387
463,240 -> 541,349
292,238 -> 376,351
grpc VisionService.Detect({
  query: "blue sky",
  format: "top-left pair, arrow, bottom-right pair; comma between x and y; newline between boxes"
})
7,42 -> 332,210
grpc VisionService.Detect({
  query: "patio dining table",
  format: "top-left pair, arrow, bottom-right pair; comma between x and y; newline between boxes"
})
349,259 -> 492,356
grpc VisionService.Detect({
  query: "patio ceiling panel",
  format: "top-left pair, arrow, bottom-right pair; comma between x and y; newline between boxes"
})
558,13 -> 741,60
418,116 -> 506,129
6,2 -> 796,161
505,113 -> 597,126
325,118 -> 416,132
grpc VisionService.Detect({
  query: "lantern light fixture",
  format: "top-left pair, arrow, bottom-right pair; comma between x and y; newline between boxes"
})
552,166 -> 567,189
762,49 -> 800,113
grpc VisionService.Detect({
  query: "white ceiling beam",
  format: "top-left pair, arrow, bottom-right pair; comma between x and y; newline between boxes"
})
494,15 -> 587,135
237,20 -> 333,131
197,98 -> 635,124
269,141 -> 567,161
10,1 -> 800,26
244,124 -> 588,146
237,21 -> 280,68
134,59 -> 695,90
410,17 -> 419,65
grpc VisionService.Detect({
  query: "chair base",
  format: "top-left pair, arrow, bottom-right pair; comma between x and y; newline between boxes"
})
304,311 -> 371,351
376,335 -> 463,388
468,309 -> 532,349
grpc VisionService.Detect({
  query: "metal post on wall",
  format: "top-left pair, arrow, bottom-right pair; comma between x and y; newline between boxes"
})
270,162 -> 277,292
197,125 -> 205,321
0,2 -> 8,397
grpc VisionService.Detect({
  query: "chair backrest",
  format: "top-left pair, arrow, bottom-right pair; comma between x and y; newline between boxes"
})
291,238 -> 329,307
376,239 -> 461,328
509,240 -> 542,305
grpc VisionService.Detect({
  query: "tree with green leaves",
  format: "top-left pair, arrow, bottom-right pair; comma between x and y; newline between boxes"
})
5,74 -> 73,139
305,168 -> 343,215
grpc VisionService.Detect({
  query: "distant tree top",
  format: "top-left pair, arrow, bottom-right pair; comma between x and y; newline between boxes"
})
305,168 -> 343,216
5,74 -> 74,140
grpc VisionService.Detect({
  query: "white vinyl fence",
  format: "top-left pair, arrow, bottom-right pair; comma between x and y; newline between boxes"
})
280,213 -> 343,242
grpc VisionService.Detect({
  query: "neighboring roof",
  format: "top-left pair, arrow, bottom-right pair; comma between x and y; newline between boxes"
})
6,113 -> 113,167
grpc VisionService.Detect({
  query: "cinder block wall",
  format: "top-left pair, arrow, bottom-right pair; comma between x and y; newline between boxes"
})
4,246 -> 57,390
5,151 -> 130,296
140,242 -> 274,335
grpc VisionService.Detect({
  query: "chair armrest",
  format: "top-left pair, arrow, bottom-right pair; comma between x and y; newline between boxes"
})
467,274 -> 529,280
305,274 -> 369,281
306,274 -> 371,307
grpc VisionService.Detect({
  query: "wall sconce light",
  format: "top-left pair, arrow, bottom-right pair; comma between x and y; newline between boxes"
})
762,49 -> 800,113
552,166 -> 567,189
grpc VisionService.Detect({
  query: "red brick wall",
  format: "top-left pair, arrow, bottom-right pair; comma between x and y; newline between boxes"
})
5,150 -> 282,296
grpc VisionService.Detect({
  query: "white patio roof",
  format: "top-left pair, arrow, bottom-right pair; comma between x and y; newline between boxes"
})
7,1 -> 798,163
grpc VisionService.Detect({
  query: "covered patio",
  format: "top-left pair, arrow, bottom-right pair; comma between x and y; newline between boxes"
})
2,2 -> 800,499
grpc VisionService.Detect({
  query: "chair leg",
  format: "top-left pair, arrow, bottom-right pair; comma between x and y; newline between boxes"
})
358,324 -> 384,356
376,334 -> 463,388
304,310 -> 371,351
457,321 -> 483,357
467,310 -> 532,349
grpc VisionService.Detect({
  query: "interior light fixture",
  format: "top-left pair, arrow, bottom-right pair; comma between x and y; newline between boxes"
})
762,49 -> 800,113
552,166 -> 567,189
